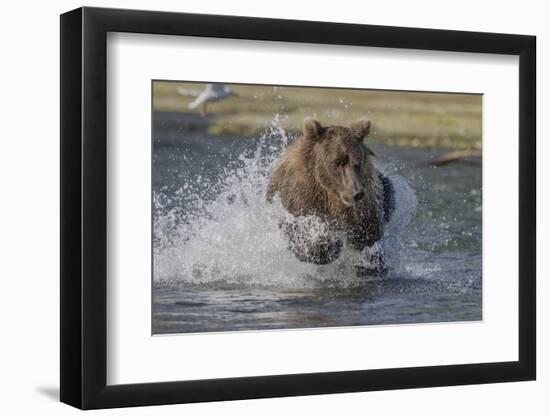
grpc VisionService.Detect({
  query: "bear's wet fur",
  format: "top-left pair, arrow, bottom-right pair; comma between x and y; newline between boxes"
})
267,118 -> 394,272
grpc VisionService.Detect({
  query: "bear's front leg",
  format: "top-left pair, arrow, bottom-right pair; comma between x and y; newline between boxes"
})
342,206 -> 386,276
291,236 -> 343,265
282,219 -> 343,265
355,242 -> 388,277
345,220 -> 382,253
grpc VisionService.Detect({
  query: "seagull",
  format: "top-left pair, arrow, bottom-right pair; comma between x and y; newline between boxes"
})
176,83 -> 236,116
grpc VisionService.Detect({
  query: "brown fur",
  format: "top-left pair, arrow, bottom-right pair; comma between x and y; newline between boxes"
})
267,118 -> 385,265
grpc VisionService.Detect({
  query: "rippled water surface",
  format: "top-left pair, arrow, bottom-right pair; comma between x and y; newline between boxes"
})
152,116 -> 482,334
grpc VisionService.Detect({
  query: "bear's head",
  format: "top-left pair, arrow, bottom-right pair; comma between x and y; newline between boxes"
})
303,117 -> 377,208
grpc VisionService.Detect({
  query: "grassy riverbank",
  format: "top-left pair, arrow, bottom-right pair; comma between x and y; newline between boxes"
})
153,81 -> 482,149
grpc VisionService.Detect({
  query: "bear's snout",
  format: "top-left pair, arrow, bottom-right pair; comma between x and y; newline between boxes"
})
353,191 -> 365,202
339,189 -> 364,207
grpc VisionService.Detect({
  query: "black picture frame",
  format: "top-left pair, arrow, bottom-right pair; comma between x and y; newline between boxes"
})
60,6 -> 536,410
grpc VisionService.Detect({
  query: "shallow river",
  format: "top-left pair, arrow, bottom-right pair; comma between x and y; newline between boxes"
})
152,115 -> 482,334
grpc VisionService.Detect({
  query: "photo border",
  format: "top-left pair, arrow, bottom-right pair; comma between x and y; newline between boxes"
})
60,6 -> 536,409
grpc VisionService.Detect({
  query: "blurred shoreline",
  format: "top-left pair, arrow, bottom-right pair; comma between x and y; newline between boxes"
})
153,82 -> 482,149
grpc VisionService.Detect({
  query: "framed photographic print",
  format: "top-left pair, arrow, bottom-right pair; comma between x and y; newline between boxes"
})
60,6 -> 536,409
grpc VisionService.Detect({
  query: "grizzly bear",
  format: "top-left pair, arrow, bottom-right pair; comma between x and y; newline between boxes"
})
266,118 -> 394,273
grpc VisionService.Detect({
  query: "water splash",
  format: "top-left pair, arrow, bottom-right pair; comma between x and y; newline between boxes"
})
153,117 -> 417,289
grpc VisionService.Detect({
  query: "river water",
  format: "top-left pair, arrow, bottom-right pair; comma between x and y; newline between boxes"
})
152,115 -> 482,334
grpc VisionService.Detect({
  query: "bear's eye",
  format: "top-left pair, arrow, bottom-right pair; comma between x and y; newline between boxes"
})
334,156 -> 349,167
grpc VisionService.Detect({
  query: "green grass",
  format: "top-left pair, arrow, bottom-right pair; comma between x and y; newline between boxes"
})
153,81 -> 482,149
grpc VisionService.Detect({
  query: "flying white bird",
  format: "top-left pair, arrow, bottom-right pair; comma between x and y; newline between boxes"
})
176,83 -> 236,116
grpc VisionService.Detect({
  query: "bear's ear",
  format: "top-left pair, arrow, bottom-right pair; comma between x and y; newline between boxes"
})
303,117 -> 323,140
351,118 -> 371,141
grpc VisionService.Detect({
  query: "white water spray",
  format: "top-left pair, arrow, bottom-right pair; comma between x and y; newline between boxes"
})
153,117 -> 417,289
